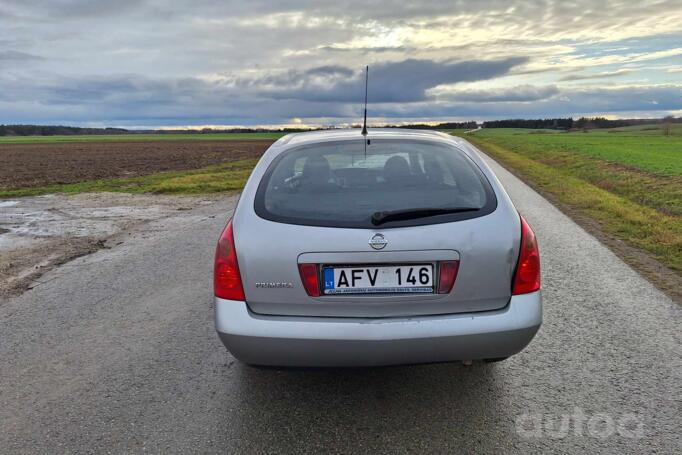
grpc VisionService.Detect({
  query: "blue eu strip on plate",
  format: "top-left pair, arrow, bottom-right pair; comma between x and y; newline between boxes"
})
324,268 -> 335,290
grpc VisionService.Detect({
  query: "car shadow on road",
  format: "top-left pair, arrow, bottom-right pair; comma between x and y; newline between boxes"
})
220,361 -> 515,451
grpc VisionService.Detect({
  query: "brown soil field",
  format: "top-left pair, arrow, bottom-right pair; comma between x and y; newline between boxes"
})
0,140 -> 274,188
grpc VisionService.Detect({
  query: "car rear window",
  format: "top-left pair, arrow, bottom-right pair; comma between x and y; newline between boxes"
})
254,139 -> 497,228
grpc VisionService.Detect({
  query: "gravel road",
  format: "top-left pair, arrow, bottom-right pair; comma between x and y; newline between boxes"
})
1,149 -> 680,453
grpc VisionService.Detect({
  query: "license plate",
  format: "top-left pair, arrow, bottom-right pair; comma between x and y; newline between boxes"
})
322,264 -> 433,295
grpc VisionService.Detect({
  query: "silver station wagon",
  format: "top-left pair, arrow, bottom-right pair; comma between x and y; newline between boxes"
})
214,129 -> 541,367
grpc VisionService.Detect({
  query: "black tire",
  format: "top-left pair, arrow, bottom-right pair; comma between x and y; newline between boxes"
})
484,357 -> 509,363
245,363 -> 281,370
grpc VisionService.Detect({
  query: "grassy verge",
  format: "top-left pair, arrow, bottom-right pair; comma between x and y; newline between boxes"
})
0,159 -> 258,198
462,130 -> 682,277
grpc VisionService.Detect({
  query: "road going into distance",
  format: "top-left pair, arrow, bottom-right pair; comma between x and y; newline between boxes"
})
1,145 -> 680,453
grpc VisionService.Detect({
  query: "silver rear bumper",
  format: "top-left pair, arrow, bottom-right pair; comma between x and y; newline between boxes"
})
215,291 -> 542,367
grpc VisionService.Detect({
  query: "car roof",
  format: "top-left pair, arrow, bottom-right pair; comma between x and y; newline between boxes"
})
274,128 -> 458,148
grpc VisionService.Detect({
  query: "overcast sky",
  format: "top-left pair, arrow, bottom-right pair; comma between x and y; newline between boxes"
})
1,0 -> 682,128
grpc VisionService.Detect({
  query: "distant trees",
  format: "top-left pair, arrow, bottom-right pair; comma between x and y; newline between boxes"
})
482,118 -> 574,129
662,116 -> 674,136
432,121 -> 478,130
0,125 -> 129,136
391,121 -> 478,130
0,124 -> 317,136
573,117 -> 629,129
2,116 -> 679,136
480,116 -> 681,131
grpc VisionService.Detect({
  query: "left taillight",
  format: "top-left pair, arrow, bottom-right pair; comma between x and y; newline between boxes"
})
214,219 -> 245,301
298,263 -> 321,297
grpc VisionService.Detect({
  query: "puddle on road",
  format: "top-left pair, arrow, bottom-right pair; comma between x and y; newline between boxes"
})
0,192 -> 216,298
0,193 -> 196,249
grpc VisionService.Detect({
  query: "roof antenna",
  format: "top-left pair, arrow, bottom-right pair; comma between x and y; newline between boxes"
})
361,65 -> 369,136
361,65 -> 369,159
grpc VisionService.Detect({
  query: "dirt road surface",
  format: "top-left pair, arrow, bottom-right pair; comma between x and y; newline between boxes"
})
0,149 -> 680,453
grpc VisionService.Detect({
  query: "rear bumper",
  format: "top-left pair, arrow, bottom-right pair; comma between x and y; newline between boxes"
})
215,291 -> 542,367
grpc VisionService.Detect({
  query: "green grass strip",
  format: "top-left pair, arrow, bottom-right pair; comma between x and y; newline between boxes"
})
0,159 -> 259,198
467,137 -> 682,274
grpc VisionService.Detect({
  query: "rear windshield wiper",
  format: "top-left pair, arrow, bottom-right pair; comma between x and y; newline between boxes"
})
371,207 -> 480,226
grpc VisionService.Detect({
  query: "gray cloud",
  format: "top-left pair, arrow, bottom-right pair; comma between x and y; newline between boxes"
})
1,0 -> 148,18
0,50 -> 43,60
0,57 -> 528,110
559,69 -> 635,81
1,0 -> 681,126
1,67 -> 679,126
440,85 -> 560,103
369,85 -> 682,119
254,58 -> 528,103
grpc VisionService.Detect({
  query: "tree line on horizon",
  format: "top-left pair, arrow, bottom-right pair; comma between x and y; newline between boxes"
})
1,117 -> 678,136
0,125 -> 131,136
482,116 -> 680,130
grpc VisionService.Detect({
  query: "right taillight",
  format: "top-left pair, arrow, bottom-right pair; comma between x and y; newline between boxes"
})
512,215 -> 541,295
437,260 -> 460,294
214,219 -> 245,301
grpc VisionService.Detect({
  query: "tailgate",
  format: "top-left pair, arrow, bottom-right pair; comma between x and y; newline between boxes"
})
235,212 -> 519,318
